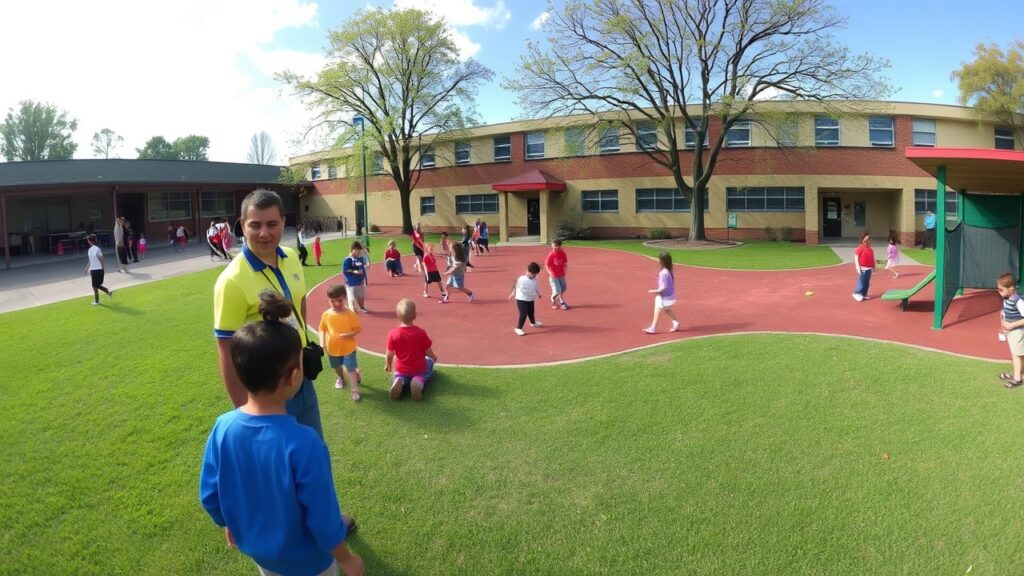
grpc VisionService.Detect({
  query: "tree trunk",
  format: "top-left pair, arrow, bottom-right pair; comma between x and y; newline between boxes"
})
689,180 -> 707,241
399,185 -> 413,235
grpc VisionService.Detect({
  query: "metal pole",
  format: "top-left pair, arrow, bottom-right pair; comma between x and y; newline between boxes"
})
354,115 -> 369,250
933,165 -> 946,330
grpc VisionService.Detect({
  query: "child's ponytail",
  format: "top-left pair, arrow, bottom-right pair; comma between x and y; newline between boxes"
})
232,292 -> 302,395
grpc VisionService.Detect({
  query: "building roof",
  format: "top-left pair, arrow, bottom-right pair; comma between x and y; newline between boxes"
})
0,159 -> 286,190
491,169 -> 566,192
906,148 -> 1024,195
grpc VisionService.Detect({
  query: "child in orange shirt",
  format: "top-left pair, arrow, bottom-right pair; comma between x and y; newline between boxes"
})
319,284 -> 363,401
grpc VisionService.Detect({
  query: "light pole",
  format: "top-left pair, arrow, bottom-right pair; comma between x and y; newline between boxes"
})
352,115 -> 370,250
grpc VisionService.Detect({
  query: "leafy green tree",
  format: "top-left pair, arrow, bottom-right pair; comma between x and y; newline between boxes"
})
506,0 -> 890,241
0,100 -> 78,161
136,136 -> 177,160
280,8 -> 492,234
91,128 -> 123,159
953,40 -> 1024,147
247,131 -> 277,164
173,135 -> 210,161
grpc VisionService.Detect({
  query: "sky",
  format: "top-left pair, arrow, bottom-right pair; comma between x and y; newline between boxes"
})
0,0 -> 1019,165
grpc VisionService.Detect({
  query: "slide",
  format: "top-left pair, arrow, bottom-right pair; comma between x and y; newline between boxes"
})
881,270 -> 936,311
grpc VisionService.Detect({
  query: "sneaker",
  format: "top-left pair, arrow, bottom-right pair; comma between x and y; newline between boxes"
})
411,379 -> 424,401
467,293 -> 474,302
107,290 -> 114,299
560,301 -> 569,310
335,378 -> 344,390
643,327 -> 656,334
390,377 -> 404,400
360,307 -> 369,313
443,293 -> 449,303
423,291 -> 429,298
351,390 -> 362,402
91,301 -> 100,306
514,328 -> 526,336
670,321 -> 680,332
531,321 -> 544,327
852,294 -> 863,302
438,298 -> 447,304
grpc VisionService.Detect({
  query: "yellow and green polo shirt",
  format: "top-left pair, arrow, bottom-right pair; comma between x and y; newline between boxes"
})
213,245 -> 310,345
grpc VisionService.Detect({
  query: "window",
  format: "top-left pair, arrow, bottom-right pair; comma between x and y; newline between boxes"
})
995,127 -> 1015,150
372,154 -> 386,175
684,118 -> 708,149
525,132 -> 545,159
493,135 -> 511,161
564,128 -> 587,156
455,194 -> 499,214
868,116 -> 894,147
726,187 -> 805,211
327,165 -> 337,179
915,189 -> 958,215
419,147 -> 435,169
636,188 -> 709,212
814,117 -> 840,146
777,118 -> 799,147
637,122 -> 658,150
598,127 -> 620,154
725,120 -> 751,147
148,191 -> 191,221
200,191 -> 235,218
581,190 -> 619,213
420,196 -> 436,215
310,165 -> 321,179
912,119 -> 936,147
455,142 -> 471,165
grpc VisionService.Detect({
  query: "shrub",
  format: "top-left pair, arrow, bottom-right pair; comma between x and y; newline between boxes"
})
648,227 -> 669,240
764,226 -> 778,241
555,207 -> 590,239
370,224 -> 381,233
781,226 -> 794,242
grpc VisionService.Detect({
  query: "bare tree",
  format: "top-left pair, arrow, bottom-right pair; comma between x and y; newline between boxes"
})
506,0 -> 891,241
247,131 -> 277,164
279,7 -> 493,234
92,128 -> 124,159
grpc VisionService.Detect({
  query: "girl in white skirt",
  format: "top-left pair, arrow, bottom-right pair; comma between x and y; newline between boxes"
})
644,252 -> 680,334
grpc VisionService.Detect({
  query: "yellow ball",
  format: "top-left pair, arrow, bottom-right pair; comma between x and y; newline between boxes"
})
805,291 -> 814,296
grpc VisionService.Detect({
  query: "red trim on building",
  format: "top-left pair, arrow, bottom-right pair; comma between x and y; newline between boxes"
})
906,147 -> 1024,195
491,169 -> 566,192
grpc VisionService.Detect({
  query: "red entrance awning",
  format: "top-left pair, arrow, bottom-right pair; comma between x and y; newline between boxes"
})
491,169 -> 566,192
906,147 -> 1024,195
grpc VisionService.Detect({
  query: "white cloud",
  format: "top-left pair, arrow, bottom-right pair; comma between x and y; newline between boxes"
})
932,89 -> 945,98
529,11 -> 549,31
393,0 -> 511,29
0,0 -> 320,164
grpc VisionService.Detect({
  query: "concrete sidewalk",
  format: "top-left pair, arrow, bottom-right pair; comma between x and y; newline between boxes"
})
0,229 -> 354,314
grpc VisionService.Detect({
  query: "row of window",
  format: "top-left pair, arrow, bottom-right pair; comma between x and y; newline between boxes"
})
418,188 -> 957,216
148,191 -> 237,221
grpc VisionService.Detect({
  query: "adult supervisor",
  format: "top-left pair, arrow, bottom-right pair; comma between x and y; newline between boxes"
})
923,209 -> 936,250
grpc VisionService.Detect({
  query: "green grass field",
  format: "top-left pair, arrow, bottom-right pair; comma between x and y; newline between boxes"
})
901,246 -> 936,267
1,240 -> 1021,575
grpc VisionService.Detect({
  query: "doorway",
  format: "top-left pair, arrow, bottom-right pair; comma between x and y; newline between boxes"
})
526,198 -> 540,236
355,201 -> 366,236
117,193 -> 146,237
822,197 -> 841,238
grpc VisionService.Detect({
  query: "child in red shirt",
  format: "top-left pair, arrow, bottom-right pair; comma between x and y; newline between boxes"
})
385,299 -> 438,401
545,239 -> 570,310
852,232 -> 875,301
384,240 -> 404,276
313,234 -> 323,266
421,243 -> 448,302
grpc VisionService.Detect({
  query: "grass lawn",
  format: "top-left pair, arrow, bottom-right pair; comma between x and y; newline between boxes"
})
901,246 -> 936,267
2,241 -> 1022,575
568,239 -> 840,270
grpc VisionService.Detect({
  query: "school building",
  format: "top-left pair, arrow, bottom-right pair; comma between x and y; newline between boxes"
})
0,159 -> 296,269
290,101 -> 1021,245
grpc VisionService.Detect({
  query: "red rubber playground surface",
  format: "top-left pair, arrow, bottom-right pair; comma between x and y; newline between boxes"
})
306,245 -> 1007,366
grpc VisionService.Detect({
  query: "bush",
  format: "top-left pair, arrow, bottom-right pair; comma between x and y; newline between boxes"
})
781,226 -> 794,242
370,224 -> 381,233
648,227 -> 669,240
555,207 -> 590,239
764,226 -> 778,241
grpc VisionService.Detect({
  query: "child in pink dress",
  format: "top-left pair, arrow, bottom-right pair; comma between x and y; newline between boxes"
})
885,236 -> 900,279
137,233 -> 148,261
313,234 -> 323,266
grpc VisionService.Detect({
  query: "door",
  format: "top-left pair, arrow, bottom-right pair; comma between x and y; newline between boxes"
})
117,194 -> 145,237
355,201 -> 365,235
822,197 -> 841,238
526,198 -> 540,236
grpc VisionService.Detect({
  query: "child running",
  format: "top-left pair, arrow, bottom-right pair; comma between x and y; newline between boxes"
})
545,239 -> 569,310
507,262 -> 544,336
998,273 -> 1024,388
411,223 -> 425,273
443,243 -> 475,302
84,234 -> 113,305
385,298 -> 438,401
199,291 -> 364,576
885,236 -> 900,279
319,285 -> 363,402
313,233 -> 323,266
342,241 -> 369,313
384,240 -> 405,277
643,252 -> 680,334
421,243 -> 448,302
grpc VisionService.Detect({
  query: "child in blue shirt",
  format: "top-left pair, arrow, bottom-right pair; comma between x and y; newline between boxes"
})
342,241 -> 369,313
200,291 -> 364,576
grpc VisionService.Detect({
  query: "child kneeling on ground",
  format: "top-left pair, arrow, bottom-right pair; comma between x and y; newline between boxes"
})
199,291 -> 364,576
385,298 -> 438,401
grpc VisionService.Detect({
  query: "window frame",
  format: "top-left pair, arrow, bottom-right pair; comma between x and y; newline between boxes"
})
327,165 -> 337,179
455,193 -> 499,214
995,127 -> 1015,150
914,189 -> 959,215
637,122 -> 658,151
726,187 -> 806,212
725,119 -> 751,147
598,127 -> 620,154
911,118 -> 936,147
868,116 -> 894,147
199,190 -> 235,219
493,135 -> 511,162
419,146 -> 435,169
525,132 -> 545,159
777,118 -> 799,147
563,127 -> 587,156
635,188 -> 709,213
420,196 -> 436,215
455,142 -> 471,165
581,190 -> 619,213
683,118 -> 708,150
310,165 -> 321,179
148,190 -> 192,222
814,117 -> 840,147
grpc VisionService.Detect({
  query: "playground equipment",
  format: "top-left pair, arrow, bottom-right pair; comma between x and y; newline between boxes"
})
881,270 -> 936,311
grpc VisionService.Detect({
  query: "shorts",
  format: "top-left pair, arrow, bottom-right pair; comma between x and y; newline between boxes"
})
655,295 -> 676,308
425,270 -> 442,284
446,275 -> 465,288
478,238 -> 489,248
549,276 -> 567,295
346,284 -> 366,299
1009,329 -> 1024,357
90,269 -> 105,288
329,351 -> 358,371
413,245 -> 424,258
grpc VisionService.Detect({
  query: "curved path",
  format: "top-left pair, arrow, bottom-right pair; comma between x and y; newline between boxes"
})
307,245 -> 1004,366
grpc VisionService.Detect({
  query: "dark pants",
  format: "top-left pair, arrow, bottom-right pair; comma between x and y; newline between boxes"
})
516,299 -> 536,329
854,268 -> 872,298
116,245 -> 128,265
923,228 -> 936,250
285,378 -> 323,440
298,244 -> 309,265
